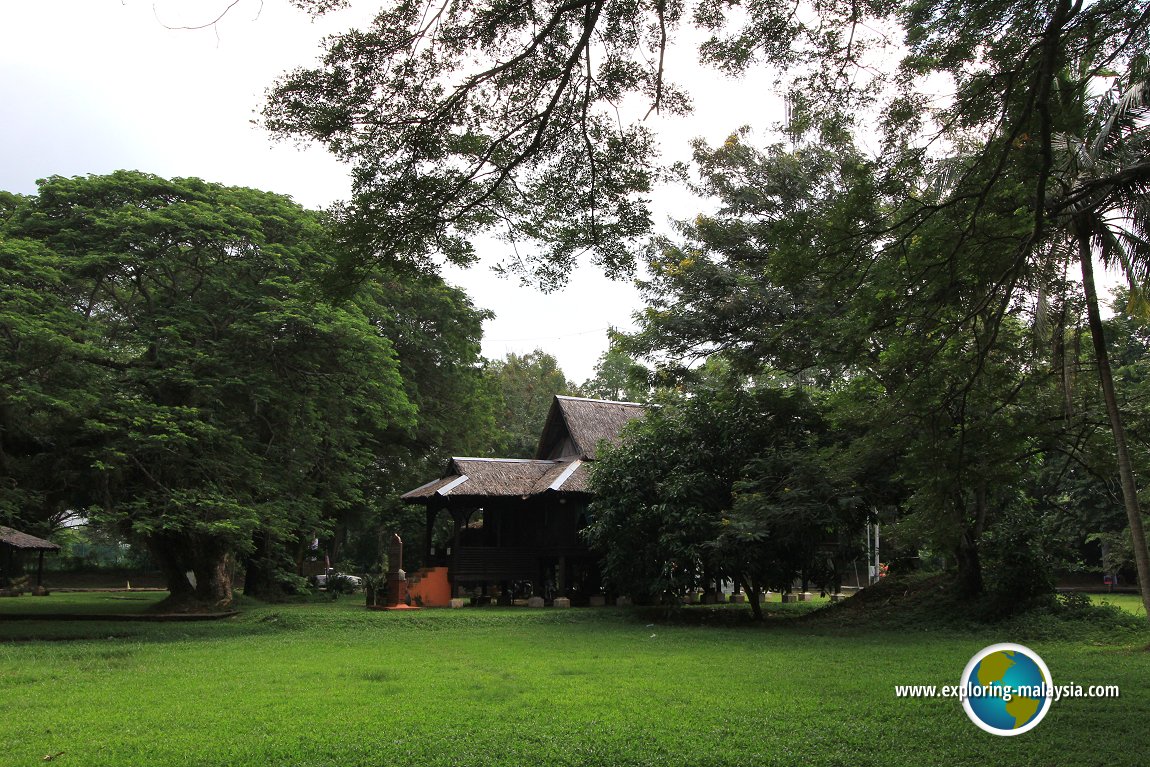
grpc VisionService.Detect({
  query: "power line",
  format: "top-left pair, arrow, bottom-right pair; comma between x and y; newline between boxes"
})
485,326 -> 614,343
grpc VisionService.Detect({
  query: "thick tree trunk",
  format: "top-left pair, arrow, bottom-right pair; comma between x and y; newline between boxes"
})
149,537 -> 196,606
949,486 -> 984,598
1079,244 -> 1150,623
148,534 -> 235,612
195,551 -> 235,608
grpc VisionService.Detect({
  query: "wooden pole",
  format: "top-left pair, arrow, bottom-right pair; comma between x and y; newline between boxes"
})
37,550 -> 45,587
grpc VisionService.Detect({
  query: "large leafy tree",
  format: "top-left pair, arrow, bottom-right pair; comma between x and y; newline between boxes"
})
1,171 -> 417,609
263,0 -> 896,284
576,344 -> 651,402
586,370 -> 864,618
622,131 -> 1068,600
0,191 -> 101,533
256,0 -> 1150,611
336,269 -> 501,575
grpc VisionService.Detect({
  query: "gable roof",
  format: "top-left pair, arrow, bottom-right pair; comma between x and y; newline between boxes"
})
535,396 -> 646,460
402,395 -> 645,504
401,457 -> 589,501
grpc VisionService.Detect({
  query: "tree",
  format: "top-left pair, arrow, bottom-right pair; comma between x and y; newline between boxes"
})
586,370 -> 863,618
333,268 -> 501,576
0,196 -> 101,535
263,0 -> 898,285
1047,70 -> 1150,617
259,0 -> 1150,611
2,171 -> 417,610
620,131 -> 1068,602
621,134 -> 884,381
577,344 -> 650,402
488,349 -> 573,457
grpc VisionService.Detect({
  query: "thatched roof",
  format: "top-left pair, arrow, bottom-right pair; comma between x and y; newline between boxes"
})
0,526 -> 61,551
536,396 -> 646,460
402,458 -> 589,502
403,396 -> 644,504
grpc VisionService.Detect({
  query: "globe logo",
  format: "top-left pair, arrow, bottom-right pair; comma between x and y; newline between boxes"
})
961,643 -> 1052,735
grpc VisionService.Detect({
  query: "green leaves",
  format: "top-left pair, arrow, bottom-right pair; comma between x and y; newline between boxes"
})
586,376 -> 862,605
265,0 -> 685,285
0,171 -> 448,604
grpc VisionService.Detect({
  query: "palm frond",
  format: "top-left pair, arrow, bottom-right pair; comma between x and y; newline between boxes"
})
1033,283 -> 1051,345
1117,80 -> 1149,118
1087,79 -> 1147,159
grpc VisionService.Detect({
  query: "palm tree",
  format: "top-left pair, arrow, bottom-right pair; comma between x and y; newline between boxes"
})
1051,73 -> 1150,620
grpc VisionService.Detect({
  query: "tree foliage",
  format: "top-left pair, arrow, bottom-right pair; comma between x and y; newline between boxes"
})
1,171 -> 494,608
586,370 -> 864,617
487,349 -> 573,457
615,123 -> 1082,605
266,0 -> 695,285
576,343 -> 651,402
245,0 -> 1150,612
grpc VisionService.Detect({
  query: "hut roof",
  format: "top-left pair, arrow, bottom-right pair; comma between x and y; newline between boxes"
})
403,396 -> 644,503
402,457 -> 589,502
535,396 -> 646,460
0,526 -> 61,551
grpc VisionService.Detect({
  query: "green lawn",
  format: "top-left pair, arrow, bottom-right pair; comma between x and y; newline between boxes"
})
1,597 -> 1147,766
0,590 -> 167,616
1089,593 -> 1148,617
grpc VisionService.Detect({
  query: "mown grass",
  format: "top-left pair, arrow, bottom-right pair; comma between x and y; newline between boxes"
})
0,591 -> 167,616
1,595 -> 1147,766
1089,593 -> 1148,617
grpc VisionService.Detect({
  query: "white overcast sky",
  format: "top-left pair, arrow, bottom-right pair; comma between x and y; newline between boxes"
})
0,1 -> 782,382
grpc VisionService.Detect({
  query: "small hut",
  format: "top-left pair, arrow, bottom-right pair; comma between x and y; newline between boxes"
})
0,526 -> 61,591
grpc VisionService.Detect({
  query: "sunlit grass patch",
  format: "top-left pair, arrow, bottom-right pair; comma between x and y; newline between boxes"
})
1088,593 -> 1147,617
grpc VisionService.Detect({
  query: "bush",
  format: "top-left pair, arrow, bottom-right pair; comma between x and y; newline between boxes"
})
325,574 -> 360,596
979,505 -> 1056,616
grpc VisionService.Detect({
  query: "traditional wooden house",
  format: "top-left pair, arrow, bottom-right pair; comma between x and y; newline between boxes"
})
401,395 -> 645,605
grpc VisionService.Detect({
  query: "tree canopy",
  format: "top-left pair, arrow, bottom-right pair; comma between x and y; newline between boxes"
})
488,349 -> 574,457
0,171 -> 495,608
257,0 -> 1150,614
586,369 -> 864,618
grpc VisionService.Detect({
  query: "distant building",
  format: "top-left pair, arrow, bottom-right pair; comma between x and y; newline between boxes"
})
402,396 -> 645,605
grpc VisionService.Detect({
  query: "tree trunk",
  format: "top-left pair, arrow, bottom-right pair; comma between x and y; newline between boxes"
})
739,575 -> 763,621
148,534 -> 235,612
194,550 -> 235,608
1079,243 -> 1150,623
148,537 -> 195,606
950,486 -> 984,598
953,530 -> 983,599
243,530 -> 287,601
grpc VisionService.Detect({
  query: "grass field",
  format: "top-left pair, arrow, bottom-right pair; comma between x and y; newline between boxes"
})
1089,593 -> 1148,617
2,593 -> 1147,766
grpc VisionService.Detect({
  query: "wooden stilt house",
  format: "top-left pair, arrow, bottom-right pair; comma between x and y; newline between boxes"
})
401,396 -> 645,605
